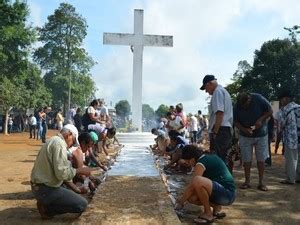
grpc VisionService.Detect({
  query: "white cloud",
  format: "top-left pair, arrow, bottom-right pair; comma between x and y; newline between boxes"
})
28,1 -> 42,27
92,0 -> 300,114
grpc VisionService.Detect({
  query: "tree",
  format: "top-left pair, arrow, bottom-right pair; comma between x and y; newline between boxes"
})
225,60 -> 252,103
284,25 -> 300,44
142,104 -> 155,120
0,0 -> 51,134
155,104 -> 169,119
34,3 -> 96,111
240,39 -> 299,101
115,100 -> 131,127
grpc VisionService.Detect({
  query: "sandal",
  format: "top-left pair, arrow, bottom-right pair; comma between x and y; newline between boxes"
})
213,211 -> 226,219
257,184 -> 268,191
239,183 -> 251,189
194,217 -> 214,224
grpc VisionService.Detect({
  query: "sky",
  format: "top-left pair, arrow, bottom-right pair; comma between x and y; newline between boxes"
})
27,0 -> 300,114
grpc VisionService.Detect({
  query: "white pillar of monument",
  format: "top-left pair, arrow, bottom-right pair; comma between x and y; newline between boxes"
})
103,9 -> 173,132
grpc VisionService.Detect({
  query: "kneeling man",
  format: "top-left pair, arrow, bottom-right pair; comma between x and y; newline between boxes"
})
31,124 -> 94,219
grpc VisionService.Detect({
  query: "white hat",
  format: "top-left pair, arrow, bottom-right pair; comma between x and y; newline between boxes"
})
63,124 -> 79,146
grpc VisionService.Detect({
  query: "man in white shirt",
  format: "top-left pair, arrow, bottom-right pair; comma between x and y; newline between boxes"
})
29,114 -> 37,139
200,75 -> 233,169
98,99 -> 110,127
189,115 -> 198,143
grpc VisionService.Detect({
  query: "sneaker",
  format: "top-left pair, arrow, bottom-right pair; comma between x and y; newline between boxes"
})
37,201 -> 53,219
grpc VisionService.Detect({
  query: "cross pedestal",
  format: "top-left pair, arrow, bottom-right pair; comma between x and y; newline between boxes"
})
103,9 -> 173,132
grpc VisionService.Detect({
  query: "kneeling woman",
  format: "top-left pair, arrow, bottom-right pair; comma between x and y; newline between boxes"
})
175,145 -> 236,224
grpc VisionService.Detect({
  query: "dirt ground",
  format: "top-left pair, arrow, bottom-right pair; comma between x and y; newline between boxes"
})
0,131 -> 299,224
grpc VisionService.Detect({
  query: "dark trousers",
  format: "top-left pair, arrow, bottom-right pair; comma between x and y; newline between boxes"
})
191,131 -> 197,143
30,125 -> 36,139
209,126 -> 232,164
41,122 -> 48,143
31,184 -> 88,217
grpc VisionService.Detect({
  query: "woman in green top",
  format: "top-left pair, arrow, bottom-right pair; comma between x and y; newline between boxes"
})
175,145 -> 236,224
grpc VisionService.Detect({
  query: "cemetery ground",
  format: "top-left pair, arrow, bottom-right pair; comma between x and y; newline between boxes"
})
0,131 -> 299,224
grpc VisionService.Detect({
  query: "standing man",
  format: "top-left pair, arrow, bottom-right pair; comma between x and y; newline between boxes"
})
234,92 -> 272,191
29,114 -> 37,139
66,105 -> 76,125
41,107 -> 48,143
277,90 -> 300,184
31,124 -> 94,219
200,75 -> 233,168
98,99 -> 110,127
55,109 -> 64,131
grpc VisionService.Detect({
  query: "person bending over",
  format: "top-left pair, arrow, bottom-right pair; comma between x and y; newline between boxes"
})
30,124 -> 96,219
175,145 -> 236,224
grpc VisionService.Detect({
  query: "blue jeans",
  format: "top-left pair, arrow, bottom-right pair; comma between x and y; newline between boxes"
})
209,181 -> 236,205
31,183 -> 88,217
41,122 -> 48,143
37,121 -> 43,140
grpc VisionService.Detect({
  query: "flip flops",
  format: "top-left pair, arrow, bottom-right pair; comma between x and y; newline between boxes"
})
213,211 -> 226,219
257,184 -> 268,191
194,217 -> 215,224
239,183 -> 251,189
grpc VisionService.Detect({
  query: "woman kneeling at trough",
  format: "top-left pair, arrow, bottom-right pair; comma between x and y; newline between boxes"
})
175,145 -> 236,224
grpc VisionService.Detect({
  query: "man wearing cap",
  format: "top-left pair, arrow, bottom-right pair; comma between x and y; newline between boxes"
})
200,75 -> 233,170
277,90 -> 300,184
31,124 -> 94,219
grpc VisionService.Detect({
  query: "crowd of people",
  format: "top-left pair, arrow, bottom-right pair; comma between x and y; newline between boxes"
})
30,98 -> 122,219
25,75 -> 300,222
150,74 -> 300,224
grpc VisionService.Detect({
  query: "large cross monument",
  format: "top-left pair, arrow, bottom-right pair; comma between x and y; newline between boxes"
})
103,9 -> 173,132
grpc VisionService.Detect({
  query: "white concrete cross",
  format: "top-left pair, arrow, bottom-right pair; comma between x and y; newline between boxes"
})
103,9 -> 173,132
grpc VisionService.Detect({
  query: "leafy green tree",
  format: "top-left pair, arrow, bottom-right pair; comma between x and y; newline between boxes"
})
225,60 -> 252,103
155,104 -> 169,119
115,100 -> 131,127
142,104 -> 155,120
0,0 -> 51,134
240,39 -> 299,101
34,3 -> 96,111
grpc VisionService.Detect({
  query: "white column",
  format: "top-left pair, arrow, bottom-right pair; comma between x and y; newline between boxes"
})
132,9 -> 143,132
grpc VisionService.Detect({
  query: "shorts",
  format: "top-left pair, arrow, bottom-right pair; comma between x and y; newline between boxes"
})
239,135 -> 268,162
209,181 -> 236,205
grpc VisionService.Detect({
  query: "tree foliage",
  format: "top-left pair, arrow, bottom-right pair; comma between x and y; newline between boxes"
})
34,3 -> 96,110
115,100 -> 131,118
142,104 -> 155,120
241,39 -> 299,101
0,0 -> 51,134
226,38 -> 300,103
225,60 -> 252,103
155,104 -> 169,119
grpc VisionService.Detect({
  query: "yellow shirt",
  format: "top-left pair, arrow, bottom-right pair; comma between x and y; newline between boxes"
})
31,134 -> 76,187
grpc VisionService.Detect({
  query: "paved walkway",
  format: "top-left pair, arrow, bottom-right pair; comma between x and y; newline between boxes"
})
79,135 -> 181,224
